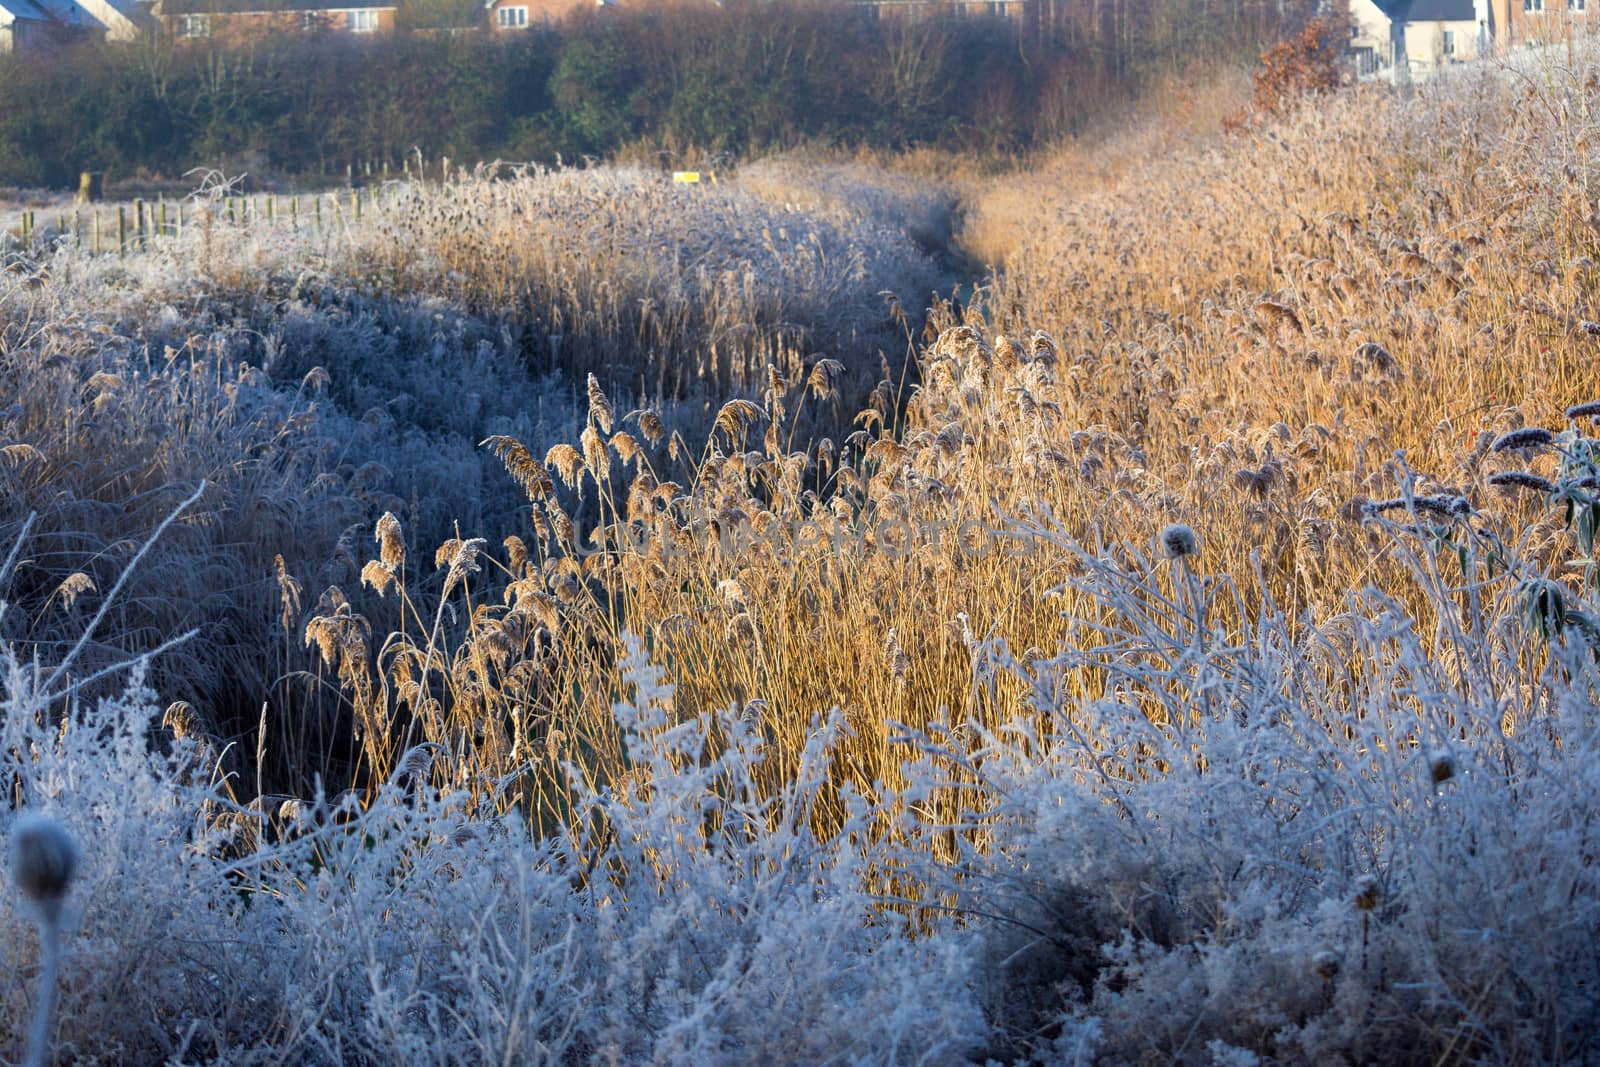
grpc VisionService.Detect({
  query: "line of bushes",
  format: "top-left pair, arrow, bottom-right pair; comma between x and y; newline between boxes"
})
0,0 -> 1316,188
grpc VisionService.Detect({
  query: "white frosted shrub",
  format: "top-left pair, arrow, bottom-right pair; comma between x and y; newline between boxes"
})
895,505 -> 1600,1064
0,570 -> 981,1063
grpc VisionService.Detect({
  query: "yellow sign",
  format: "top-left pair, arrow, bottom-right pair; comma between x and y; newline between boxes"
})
673,172 -> 701,184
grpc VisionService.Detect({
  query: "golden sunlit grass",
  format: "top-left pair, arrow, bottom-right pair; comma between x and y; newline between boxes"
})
6,46 -> 1599,858
276,55 -> 1600,849
9,42 -> 1600,1067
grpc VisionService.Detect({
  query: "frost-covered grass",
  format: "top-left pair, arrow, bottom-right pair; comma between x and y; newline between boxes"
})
4,458 -> 1599,1063
5,44 -> 1600,1065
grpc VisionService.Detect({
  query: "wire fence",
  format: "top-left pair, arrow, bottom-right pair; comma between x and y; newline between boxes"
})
6,184 -> 407,258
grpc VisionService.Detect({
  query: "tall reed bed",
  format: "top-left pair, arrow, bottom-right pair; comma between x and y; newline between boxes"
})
0,160 -> 946,796
5,45 -> 1600,1062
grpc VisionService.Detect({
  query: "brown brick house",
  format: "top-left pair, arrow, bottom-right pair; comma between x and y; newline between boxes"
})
1491,0 -> 1590,47
483,0 -> 600,31
153,0 -> 395,43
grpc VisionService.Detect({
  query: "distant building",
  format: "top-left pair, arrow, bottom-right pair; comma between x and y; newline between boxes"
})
151,0 -> 395,42
851,0 -> 1027,21
1349,0 -> 1489,79
1,0 -> 155,51
483,0 -> 599,31
1491,0 -> 1590,47
0,0 -> 68,51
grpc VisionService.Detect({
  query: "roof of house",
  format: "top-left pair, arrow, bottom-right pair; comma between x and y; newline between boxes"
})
1406,0 -> 1477,18
160,0 -> 391,13
32,0 -> 102,22
0,0 -> 56,19
1369,0 -> 1478,20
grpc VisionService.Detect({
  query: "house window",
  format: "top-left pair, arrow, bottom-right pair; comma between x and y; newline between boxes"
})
178,13 -> 210,36
1442,30 -> 1455,54
346,8 -> 377,31
1572,0 -> 1586,12
496,5 -> 528,27
300,10 -> 320,29
1525,0 -> 1544,10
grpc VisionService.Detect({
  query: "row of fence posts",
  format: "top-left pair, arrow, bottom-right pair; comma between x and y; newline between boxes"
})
12,186 -> 389,257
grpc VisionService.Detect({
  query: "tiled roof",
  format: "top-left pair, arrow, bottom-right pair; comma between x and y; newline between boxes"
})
1405,0 -> 1478,19
1372,0 -> 1479,20
0,0 -> 55,19
161,0 -> 391,13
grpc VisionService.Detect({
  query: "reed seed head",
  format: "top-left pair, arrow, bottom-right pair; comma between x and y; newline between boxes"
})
1487,471 -> 1556,495
374,511 -> 404,571
1565,400 -> 1600,421
1491,427 -> 1554,455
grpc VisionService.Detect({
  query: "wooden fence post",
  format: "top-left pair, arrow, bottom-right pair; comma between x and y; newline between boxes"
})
76,171 -> 103,204
117,206 -> 127,258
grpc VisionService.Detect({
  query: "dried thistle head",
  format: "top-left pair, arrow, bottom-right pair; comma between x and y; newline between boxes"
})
1159,523 -> 1200,561
1353,874 -> 1381,912
1427,747 -> 1456,785
10,814 -> 78,912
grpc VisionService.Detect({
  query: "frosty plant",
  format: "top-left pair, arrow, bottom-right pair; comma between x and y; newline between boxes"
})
1484,400 -> 1600,644
10,815 -> 78,1067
